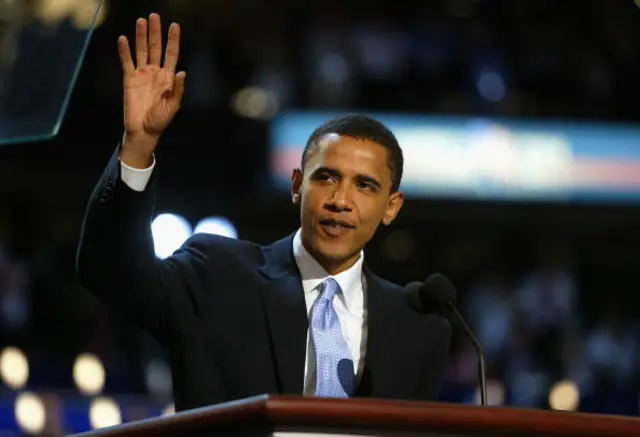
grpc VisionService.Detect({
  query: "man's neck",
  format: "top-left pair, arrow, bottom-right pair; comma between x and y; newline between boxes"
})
321,254 -> 361,276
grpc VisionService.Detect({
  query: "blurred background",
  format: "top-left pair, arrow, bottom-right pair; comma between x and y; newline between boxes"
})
2,0 -> 640,434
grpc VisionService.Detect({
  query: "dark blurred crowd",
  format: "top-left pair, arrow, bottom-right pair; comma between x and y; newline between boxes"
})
125,0 -> 639,119
455,245 -> 639,414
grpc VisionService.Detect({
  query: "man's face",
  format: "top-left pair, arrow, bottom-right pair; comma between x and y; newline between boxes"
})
291,134 -> 404,273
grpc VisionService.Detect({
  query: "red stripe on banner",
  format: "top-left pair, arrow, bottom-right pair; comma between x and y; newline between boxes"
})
571,160 -> 640,186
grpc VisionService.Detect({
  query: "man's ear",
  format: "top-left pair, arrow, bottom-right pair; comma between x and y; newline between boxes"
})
291,168 -> 303,205
382,191 -> 404,226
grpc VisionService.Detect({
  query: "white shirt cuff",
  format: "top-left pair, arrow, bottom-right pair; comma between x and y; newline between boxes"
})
119,155 -> 156,192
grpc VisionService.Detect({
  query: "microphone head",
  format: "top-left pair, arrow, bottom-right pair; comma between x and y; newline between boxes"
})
404,274 -> 457,314
421,273 -> 457,307
403,281 -> 426,312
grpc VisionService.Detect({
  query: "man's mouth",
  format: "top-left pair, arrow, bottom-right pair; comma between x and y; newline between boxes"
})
319,219 -> 355,229
318,219 -> 355,237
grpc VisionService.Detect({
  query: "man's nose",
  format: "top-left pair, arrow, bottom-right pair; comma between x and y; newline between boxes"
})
327,184 -> 353,211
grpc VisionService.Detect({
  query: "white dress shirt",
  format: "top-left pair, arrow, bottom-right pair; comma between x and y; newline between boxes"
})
119,156 -> 156,192
292,229 -> 366,395
118,159 -> 368,395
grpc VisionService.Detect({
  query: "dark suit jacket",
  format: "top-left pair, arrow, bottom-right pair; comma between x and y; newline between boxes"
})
76,149 -> 452,411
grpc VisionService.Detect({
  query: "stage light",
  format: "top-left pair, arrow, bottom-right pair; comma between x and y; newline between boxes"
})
73,353 -> 105,395
151,213 -> 192,259
0,346 -> 29,390
35,0 -> 76,24
14,392 -> 46,434
162,403 -> 175,416
35,0 -> 107,29
194,217 -> 238,239
231,87 -> 278,120
145,360 -> 172,397
476,67 -> 506,102
89,397 -> 121,429
549,380 -> 580,411
320,53 -> 349,85
72,0 -> 107,29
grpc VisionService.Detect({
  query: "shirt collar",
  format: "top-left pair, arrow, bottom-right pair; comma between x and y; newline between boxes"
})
292,228 -> 364,311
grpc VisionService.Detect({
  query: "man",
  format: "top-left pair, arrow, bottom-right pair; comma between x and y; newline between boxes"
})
76,13 -> 451,411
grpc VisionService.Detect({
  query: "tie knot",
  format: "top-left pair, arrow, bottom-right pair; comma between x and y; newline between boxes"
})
320,278 -> 341,301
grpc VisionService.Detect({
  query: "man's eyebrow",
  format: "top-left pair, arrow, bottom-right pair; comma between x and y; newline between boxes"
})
356,174 -> 382,189
311,166 -> 382,188
310,166 -> 340,177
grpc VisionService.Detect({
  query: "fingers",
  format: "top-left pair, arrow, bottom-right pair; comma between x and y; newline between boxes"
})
169,71 -> 187,107
148,13 -> 163,66
117,36 -> 135,76
135,18 -> 148,67
163,23 -> 181,73
131,14 -> 180,72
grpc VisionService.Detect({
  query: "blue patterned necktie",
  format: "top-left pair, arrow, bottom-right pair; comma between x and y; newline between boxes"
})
310,278 -> 355,398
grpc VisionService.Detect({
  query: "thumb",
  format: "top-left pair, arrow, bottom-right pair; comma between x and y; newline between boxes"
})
169,71 -> 186,107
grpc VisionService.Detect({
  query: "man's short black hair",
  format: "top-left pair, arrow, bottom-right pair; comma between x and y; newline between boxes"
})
302,114 -> 404,193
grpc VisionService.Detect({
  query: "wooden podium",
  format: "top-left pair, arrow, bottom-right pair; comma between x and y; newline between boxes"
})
72,394 -> 640,437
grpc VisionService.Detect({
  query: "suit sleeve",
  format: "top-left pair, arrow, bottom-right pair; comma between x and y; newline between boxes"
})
412,316 -> 452,402
76,146 -> 207,341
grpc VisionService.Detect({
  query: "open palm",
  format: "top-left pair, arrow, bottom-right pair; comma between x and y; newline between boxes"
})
118,14 -> 185,153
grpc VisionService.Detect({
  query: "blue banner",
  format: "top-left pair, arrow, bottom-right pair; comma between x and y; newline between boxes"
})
269,112 -> 640,202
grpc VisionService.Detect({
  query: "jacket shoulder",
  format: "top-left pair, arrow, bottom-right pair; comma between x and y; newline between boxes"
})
180,233 -> 264,263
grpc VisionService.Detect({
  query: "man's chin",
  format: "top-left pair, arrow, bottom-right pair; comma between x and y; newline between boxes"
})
314,239 -> 361,266
302,230 -> 360,268
314,236 -> 351,255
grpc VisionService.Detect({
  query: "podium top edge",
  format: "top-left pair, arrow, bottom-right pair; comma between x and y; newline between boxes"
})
70,394 -> 640,437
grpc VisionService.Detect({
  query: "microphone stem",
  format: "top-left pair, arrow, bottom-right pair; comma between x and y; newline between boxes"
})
447,303 -> 488,406
477,350 -> 487,406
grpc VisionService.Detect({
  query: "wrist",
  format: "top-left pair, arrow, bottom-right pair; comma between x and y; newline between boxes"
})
120,132 -> 158,169
120,149 -> 153,169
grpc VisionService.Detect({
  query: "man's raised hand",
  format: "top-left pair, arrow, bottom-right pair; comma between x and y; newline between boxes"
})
118,13 -> 186,168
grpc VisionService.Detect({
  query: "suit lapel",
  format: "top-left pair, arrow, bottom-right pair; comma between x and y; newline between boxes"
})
358,269 -> 425,399
258,234 -> 308,395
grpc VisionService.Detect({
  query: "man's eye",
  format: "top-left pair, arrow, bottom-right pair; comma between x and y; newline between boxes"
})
359,182 -> 376,191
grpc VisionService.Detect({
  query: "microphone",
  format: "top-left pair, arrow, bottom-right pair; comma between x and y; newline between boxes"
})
404,273 -> 488,406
